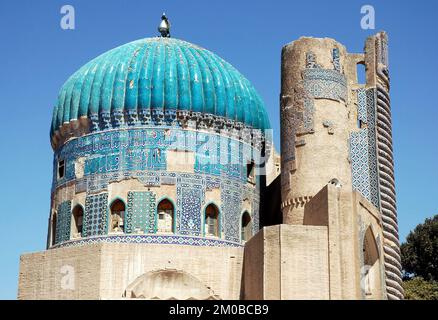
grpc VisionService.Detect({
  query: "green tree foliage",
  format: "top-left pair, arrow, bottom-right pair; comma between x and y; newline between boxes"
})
403,277 -> 438,300
401,215 -> 438,281
401,215 -> 438,300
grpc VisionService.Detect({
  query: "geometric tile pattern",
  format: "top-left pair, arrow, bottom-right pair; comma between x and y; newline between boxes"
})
221,182 -> 242,243
350,130 -> 372,200
365,89 -> 380,208
126,191 -> 156,234
53,171 -> 258,247
303,68 -> 347,102
55,200 -> 71,244
280,60 -> 347,163
357,88 -> 368,123
83,193 -> 108,237
350,88 -> 380,208
51,233 -> 243,249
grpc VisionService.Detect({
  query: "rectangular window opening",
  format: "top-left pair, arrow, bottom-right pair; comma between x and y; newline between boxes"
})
58,160 -> 65,179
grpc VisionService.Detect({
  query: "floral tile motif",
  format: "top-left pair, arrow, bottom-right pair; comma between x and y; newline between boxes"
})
126,191 -> 156,233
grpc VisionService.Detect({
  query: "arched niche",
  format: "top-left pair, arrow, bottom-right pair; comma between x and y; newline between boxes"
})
110,199 -> 126,233
361,226 -> 383,299
204,203 -> 220,237
156,198 -> 175,233
123,269 -> 220,300
71,204 -> 84,238
241,211 -> 252,242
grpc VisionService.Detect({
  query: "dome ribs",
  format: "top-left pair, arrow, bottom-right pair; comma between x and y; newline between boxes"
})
50,38 -> 269,150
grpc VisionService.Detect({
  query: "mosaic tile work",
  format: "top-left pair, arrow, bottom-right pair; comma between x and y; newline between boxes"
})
301,55 -> 347,134
365,89 -> 380,208
52,128 -> 259,192
51,234 -> 243,249
84,148 -> 166,175
281,53 -> 347,163
55,201 -> 71,244
357,88 -> 368,123
221,182 -> 242,243
83,193 -> 108,237
176,174 -> 205,236
305,51 -> 321,69
51,126 -> 261,247
52,171 -> 259,247
195,133 -> 221,176
332,48 -> 341,72
350,130 -> 372,199
126,191 -> 156,233
350,88 -> 380,208
47,36 -> 268,253
303,68 -> 347,102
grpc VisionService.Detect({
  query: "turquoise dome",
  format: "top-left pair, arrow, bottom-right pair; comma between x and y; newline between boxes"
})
51,37 -> 270,139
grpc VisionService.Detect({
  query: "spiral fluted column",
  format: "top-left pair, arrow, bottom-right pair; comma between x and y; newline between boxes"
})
367,32 -> 404,300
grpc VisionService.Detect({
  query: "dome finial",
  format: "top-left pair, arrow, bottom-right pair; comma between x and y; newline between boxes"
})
158,12 -> 171,37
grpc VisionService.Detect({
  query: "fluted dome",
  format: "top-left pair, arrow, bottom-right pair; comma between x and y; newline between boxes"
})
50,37 -> 270,145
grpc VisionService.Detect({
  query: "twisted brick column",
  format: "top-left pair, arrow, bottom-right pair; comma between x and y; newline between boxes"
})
370,32 -> 404,300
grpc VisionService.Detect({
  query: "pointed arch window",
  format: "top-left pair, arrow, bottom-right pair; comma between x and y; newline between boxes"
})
362,227 -> 381,298
110,199 -> 125,233
72,205 -> 84,238
157,199 -> 174,233
241,211 -> 252,242
205,204 -> 219,237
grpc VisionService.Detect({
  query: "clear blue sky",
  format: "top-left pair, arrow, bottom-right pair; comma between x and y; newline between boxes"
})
0,0 -> 436,299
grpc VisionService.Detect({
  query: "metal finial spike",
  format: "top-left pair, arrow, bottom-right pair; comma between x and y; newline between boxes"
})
158,13 -> 171,38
